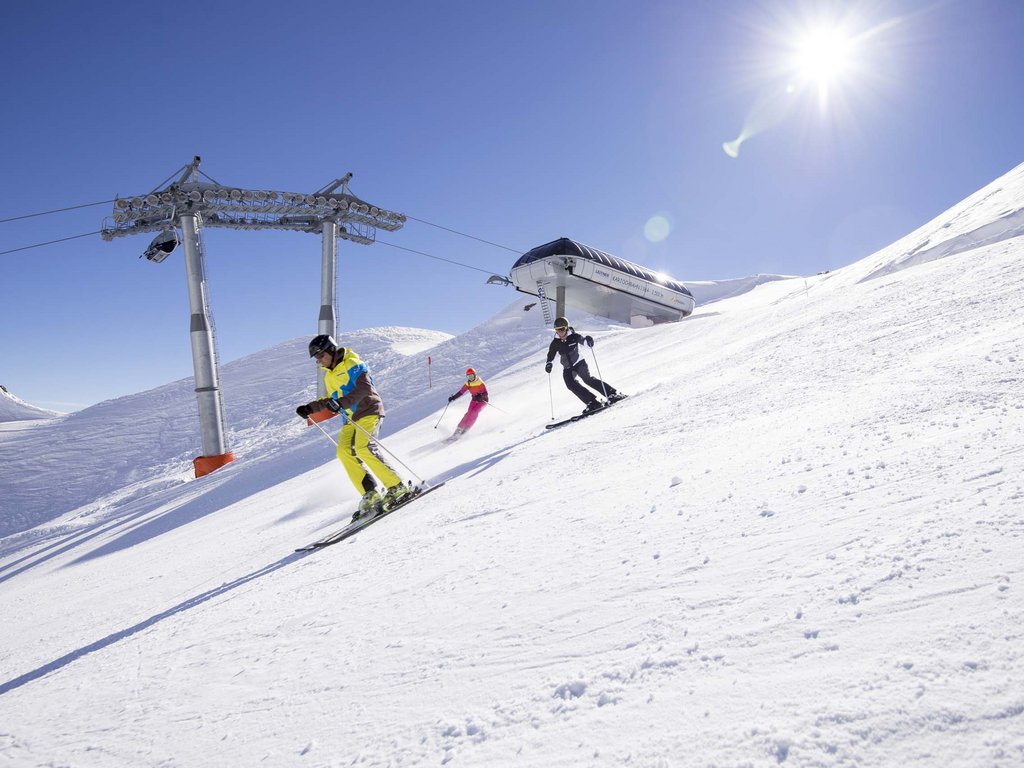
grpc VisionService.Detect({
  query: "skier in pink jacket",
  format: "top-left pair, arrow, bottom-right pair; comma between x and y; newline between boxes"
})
447,368 -> 489,439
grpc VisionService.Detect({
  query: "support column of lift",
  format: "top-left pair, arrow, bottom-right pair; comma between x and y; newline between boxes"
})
179,212 -> 234,477
317,220 -> 338,398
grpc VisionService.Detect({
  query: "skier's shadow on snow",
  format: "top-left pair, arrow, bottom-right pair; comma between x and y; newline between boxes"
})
0,552 -> 303,698
442,441 -> 534,483
0,440 -> 326,584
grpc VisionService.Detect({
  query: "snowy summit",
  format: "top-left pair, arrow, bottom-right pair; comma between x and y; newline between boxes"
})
1,163 -> 1023,766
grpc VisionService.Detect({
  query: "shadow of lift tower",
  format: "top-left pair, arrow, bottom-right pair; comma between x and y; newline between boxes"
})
100,156 -> 405,478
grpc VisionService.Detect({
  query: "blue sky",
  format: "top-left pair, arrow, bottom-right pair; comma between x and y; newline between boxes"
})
2,0 -> 1022,411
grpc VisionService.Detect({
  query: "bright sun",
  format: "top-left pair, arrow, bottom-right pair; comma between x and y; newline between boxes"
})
723,8 -> 899,157
793,26 -> 855,86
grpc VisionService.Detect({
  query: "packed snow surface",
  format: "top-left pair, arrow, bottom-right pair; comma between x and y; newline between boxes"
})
1,163 -> 1023,767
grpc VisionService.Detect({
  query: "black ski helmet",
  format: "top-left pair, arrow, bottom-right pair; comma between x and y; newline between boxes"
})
553,317 -> 569,331
308,334 -> 338,358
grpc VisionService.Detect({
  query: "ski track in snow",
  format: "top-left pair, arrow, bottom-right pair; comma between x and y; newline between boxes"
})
1,163 -> 1024,767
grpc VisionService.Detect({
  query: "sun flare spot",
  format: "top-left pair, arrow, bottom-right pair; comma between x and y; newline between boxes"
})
644,215 -> 671,242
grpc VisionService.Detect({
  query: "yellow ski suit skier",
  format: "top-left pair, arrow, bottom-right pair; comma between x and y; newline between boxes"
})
298,338 -> 404,509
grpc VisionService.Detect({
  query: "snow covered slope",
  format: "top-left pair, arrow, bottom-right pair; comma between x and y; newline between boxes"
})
0,326 -> 451,540
0,162 -> 1022,767
0,386 -> 59,422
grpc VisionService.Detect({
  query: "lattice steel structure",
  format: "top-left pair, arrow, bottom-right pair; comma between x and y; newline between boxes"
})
102,158 -> 406,244
101,157 -> 405,477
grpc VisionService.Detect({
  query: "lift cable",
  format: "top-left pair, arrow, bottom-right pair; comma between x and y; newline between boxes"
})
0,231 -> 103,256
402,214 -> 522,254
0,228 -> 512,278
0,203 -> 524,274
375,238 -> 505,276
2,201 -> 523,257
0,199 -> 115,224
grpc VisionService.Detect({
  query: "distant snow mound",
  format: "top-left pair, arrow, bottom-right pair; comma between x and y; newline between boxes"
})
319,326 -> 452,359
0,386 -> 61,422
354,326 -> 453,356
485,297 -> 628,334
686,275 -> 797,306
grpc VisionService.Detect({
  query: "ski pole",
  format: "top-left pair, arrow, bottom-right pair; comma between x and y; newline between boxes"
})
589,343 -> 610,399
547,368 -> 555,420
347,414 -> 425,484
483,400 -> 509,415
309,417 -> 338,446
434,399 -> 451,428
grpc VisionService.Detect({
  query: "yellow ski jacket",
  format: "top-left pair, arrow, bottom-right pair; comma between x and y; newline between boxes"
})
311,347 -> 385,423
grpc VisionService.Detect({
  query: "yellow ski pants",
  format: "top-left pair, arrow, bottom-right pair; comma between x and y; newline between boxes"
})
336,415 -> 402,493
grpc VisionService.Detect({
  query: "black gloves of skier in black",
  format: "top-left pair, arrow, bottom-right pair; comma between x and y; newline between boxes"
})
544,362 -> 553,373
584,335 -> 594,347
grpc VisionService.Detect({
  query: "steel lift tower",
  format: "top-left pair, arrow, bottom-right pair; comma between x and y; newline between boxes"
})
101,157 -> 405,477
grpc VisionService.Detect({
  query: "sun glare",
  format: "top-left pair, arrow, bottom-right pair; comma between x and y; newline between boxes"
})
723,5 -> 903,157
793,27 -> 854,86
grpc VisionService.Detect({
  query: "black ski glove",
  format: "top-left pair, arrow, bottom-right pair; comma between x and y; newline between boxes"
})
324,398 -> 342,413
544,362 -> 553,373
584,335 -> 594,347
448,394 -> 457,402
296,404 -> 312,419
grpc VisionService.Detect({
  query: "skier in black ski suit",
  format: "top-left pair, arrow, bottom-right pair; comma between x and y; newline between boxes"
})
544,317 -> 624,414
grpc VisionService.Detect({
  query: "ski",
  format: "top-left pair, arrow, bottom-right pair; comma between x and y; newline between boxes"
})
544,405 -> 610,429
295,481 -> 447,552
544,394 -> 628,430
